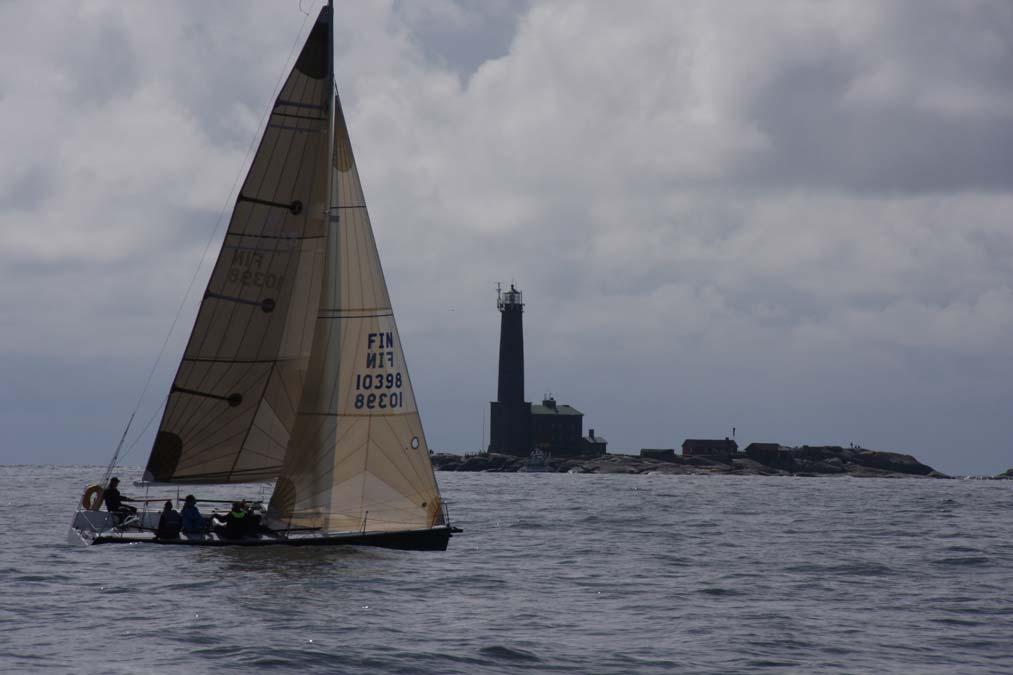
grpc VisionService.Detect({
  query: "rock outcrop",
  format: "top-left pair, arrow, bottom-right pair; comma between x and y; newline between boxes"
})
430,445 -> 947,478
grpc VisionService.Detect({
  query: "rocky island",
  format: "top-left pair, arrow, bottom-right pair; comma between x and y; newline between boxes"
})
431,445 -> 950,478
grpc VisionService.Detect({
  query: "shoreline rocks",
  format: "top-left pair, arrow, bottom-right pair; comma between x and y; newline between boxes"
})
430,446 -> 949,478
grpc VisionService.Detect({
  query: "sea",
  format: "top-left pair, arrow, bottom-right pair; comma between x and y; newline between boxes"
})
1,465 -> 1011,675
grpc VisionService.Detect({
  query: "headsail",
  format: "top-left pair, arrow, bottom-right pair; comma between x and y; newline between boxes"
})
266,96 -> 442,533
143,7 -> 333,484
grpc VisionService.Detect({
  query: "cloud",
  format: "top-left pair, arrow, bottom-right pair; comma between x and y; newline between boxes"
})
2,1 -> 1011,474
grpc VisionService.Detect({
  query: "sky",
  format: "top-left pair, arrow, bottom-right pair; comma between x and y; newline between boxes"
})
1,1 -> 1012,475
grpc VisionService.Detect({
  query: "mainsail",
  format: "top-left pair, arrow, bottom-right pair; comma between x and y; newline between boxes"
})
266,97 -> 441,533
144,10 -> 333,483
142,4 -> 442,535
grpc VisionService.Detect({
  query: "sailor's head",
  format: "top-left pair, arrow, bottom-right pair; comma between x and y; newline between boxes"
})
231,502 -> 242,513
184,494 -> 196,505
163,500 -> 173,510
109,477 -> 119,487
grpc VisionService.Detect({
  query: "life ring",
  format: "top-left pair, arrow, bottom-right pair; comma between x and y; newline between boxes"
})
81,484 -> 104,511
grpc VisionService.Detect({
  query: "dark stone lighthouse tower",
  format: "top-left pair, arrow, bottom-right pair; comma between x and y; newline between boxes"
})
488,284 -> 532,455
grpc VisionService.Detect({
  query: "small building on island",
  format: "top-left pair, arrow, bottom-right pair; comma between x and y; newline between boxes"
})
584,429 -> 607,456
531,396 -> 582,451
530,398 -> 608,456
682,438 -> 738,461
743,442 -> 795,465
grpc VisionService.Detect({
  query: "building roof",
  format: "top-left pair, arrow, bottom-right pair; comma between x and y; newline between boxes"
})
531,396 -> 582,417
531,403 -> 583,416
743,442 -> 785,452
682,438 -> 738,449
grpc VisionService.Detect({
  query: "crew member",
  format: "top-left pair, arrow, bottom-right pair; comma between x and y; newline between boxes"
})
155,500 -> 182,540
103,476 -> 138,524
240,500 -> 264,536
180,495 -> 204,535
213,502 -> 247,540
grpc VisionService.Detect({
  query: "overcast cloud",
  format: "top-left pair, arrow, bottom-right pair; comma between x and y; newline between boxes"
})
1,1 -> 1011,475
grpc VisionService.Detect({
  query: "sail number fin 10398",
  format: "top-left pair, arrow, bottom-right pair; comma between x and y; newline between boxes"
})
353,331 -> 405,410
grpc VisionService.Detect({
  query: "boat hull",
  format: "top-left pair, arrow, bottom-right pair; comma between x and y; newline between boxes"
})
87,525 -> 455,551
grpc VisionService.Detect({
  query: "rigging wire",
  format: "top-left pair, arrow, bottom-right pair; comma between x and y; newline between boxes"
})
100,5 -> 318,481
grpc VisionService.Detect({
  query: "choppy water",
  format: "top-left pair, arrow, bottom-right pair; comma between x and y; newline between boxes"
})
1,465 -> 1011,674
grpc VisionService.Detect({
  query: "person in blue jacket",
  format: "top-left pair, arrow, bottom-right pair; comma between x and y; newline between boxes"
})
180,495 -> 204,535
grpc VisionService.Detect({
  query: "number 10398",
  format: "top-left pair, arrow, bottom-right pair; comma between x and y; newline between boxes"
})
353,372 -> 405,410
355,373 -> 403,390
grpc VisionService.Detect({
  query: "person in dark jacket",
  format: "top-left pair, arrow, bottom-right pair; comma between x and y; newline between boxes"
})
103,477 -> 138,524
240,500 -> 264,536
213,502 -> 248,540
180,495 -> 204,535
155,500 -> 182,540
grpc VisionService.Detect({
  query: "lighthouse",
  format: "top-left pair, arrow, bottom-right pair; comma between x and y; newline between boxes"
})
487,284 -> 607,457
488,284 -> 532,454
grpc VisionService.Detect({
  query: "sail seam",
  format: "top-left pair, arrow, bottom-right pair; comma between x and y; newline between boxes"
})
275,99 -> 325,110
169,466 -> 281,482
272,111 -> 327,122
267,123 -> 321,134
317,311 -> 393,319
222,242 -> 303,253
183,357 -> 299,364
317,306 -> 391,312
228,232 -> 324,241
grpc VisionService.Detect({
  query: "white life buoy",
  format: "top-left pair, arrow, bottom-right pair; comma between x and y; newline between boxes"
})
81,484 -> 104,511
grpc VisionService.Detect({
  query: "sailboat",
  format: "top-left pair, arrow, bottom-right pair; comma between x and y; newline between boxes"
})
69,3 -> 457,550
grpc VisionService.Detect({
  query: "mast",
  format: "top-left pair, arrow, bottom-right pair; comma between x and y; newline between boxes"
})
328,0 -> 335,172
